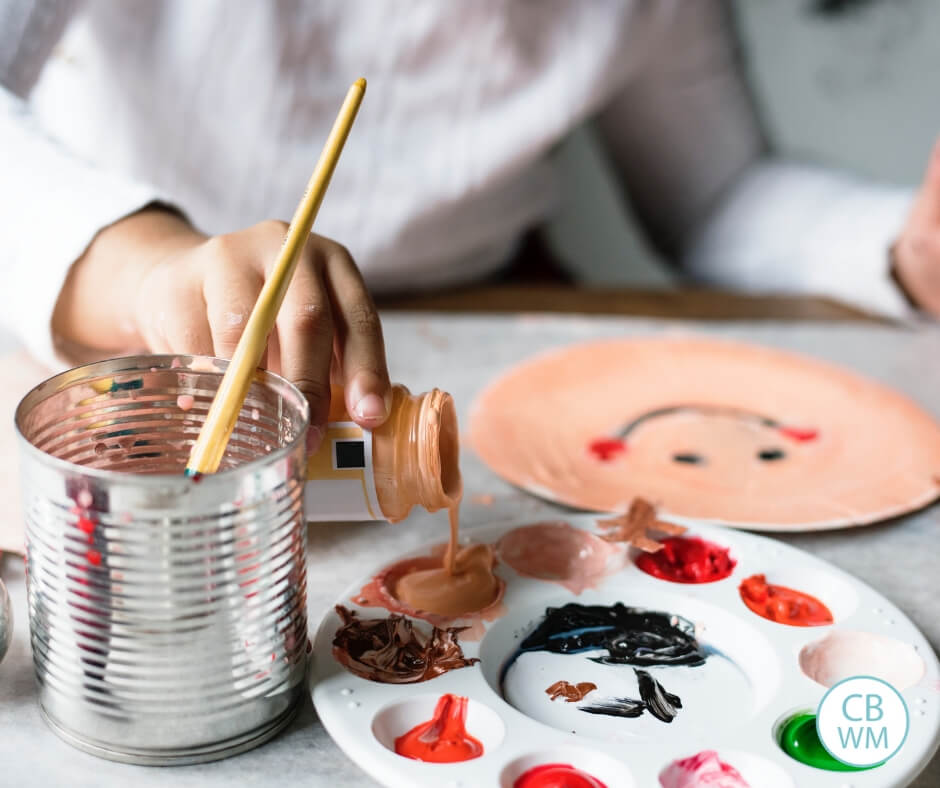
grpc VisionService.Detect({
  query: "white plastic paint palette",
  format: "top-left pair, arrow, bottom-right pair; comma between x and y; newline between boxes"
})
310,516 -> 940,787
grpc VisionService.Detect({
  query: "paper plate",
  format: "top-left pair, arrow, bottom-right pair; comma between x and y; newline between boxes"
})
310,516 -> 940,787
466,336 -> 940,530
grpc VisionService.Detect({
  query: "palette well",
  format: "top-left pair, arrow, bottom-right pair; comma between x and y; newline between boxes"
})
310,515 -> 940,787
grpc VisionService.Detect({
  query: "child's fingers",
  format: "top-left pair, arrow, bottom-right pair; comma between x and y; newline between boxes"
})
276,250 -> 334,447
161,291 -> 215,357
319,240 -> 391,429
203,263 -> 263,361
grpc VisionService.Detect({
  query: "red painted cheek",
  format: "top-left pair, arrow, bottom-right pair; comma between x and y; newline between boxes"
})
588,438 -> 627,462
779,426 -> 818,442
394,694 -> 483,763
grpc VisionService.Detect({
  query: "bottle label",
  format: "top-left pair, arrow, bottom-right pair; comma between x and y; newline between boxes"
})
304,421 -> 381,521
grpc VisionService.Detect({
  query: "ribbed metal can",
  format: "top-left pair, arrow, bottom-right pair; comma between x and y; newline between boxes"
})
15,355 -> 309,765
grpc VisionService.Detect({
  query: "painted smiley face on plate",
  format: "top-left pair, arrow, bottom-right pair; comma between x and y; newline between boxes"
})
467,336 -> 940,530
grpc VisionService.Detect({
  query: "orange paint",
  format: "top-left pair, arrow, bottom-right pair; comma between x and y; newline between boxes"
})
739,573 -> 833,626
393,694 -> 483,763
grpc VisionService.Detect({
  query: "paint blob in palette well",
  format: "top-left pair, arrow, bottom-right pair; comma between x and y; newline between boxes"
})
393,694 -> 483,763
636,537 -> 736,584
514,763 -> 608,788
331,606 -> 478,683
778,711 -> 879,772
738,574 -> 833,626
497,522 -> 621,593
798,630 -> 925,690
658,750 -> 750,787
546,681 -> 597,703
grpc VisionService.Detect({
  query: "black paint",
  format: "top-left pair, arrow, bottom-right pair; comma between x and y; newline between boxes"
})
579,696 -> 645,718
577,669 -> 682,723
635,669 -> 682,723
517,603 -> 706,667
757,448 -> 786,461
672,453 -> 704,465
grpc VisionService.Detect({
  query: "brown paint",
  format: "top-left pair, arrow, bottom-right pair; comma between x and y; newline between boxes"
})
545,680 -> 597,702
596,498 -> 686,552
331,605 -> 478,683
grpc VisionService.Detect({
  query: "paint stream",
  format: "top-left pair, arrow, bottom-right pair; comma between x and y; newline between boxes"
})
636,536 -> 735,584
658,750 -> 750,788
517,603 -> 706,667
778,712 -> 877,772
497,522 -> 620,593
514,763 -> 608,788
393,694 -> 483,763
579,669 -> 682,723
545,680 -> 597,703
738,573 -> 833,626
331,605 -> 478,683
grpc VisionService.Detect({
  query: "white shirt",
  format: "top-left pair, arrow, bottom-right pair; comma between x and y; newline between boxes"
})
0,0 -> 913,368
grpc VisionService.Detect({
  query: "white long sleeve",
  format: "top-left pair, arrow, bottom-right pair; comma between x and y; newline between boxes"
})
595,0 -> 913,317
683,161 -> 912,317
0,0 -> 166,369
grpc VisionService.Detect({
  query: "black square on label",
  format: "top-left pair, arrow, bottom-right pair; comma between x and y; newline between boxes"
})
335,440 -> 366,469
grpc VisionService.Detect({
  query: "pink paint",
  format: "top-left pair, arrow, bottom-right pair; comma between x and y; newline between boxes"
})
77,489 -> 93,508
588,437 -> 626,462
779,426 -> 818,442
496,522 -> 621,594
659,750 -> 749,787
177,394 -> 195,411
251,408 -> 261,420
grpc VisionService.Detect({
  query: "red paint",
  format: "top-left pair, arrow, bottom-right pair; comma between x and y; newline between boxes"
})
76,516 -> 96,535
394,694 -> 483,763
85,550 -> 102,567
514,763 -> 608,788
739,573 -> 833,626
587,438 -> 626,462
636,536 -> 735,584
779,426 -> 818,442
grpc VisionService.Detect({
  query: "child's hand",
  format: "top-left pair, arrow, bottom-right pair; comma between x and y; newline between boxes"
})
53,207 -> 391,446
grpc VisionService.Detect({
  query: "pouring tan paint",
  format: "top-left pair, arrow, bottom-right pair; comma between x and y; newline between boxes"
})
305,384 -> 499,616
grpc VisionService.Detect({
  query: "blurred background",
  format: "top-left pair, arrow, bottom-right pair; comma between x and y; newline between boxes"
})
546,0 -> 940,288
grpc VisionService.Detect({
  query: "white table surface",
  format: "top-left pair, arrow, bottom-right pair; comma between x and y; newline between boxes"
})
0,314 -> 938,787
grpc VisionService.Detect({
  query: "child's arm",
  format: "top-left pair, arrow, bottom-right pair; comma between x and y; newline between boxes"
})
52,206 -> 391,447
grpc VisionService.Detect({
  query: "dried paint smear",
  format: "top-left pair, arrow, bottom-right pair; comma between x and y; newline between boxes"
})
332,605 -> 477,684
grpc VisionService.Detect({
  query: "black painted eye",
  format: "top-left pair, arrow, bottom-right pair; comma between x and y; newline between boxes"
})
673,453 -> 704,465
758,448 -> 786,461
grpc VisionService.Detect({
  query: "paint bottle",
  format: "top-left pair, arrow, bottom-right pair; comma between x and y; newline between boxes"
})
304,384 -> 461,522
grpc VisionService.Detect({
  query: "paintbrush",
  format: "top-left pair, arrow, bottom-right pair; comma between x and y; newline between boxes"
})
186,78 -> 366,476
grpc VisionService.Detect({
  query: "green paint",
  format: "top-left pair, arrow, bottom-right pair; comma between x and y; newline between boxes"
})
778,712 -> 881,772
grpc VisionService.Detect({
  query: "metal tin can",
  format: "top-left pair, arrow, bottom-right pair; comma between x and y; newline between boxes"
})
15,355 -> 309,765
